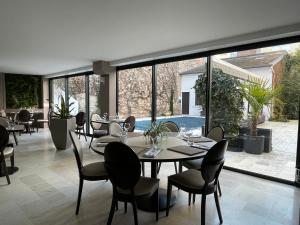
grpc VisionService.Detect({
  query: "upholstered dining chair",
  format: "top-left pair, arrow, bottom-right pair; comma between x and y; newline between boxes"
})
18,109 -> 33,135
0,125 -> 15,185
69,131 -> 108,215
89,113 -> 108,148
109,122 -> 123,136
180,126 -> 224,200
104,142 -> 159,225
156,121 -> 180,174
75,112 -> 87,141
123,116 -> 136,132
166,140 -> 228,225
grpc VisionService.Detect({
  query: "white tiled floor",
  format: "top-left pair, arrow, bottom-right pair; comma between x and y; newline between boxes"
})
0,129 -> 299,225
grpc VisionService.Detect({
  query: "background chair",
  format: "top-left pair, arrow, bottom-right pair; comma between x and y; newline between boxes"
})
36,112 -> 49,132
166,140 -> 228,225
156,121 -> 180,174
180,126 -> 224,199
89,113 -> 108,148
69,131 -> 108,215
75,112 -> 87,141
123,116 -> 136,132
18,109 -> 33,135
104,142 -> 159,225
0,125 -> 15,185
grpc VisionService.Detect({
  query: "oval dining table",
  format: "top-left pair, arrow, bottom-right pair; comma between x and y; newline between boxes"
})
91,132 -> 216,211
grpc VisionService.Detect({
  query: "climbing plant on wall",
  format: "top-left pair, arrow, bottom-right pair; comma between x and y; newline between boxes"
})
194,68 -> 244,135
5,74 -> 42,108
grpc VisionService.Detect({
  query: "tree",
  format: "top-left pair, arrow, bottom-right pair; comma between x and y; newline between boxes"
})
194,68 -> 244,135
280,51 -> 300,119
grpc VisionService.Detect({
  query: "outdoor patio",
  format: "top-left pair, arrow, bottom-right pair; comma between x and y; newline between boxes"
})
225,120 -> 298,181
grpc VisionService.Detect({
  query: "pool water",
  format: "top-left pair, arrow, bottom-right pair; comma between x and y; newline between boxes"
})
135,116 -> 205,131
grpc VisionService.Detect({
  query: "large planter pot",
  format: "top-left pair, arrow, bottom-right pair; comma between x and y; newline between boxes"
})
50,118 -> 76,150
243,135 -> 265,154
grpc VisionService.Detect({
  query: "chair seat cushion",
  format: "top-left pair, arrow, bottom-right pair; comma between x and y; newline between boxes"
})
117,177 -> 159,198
181,158 -> 203,170
81,162 -> 107,180
37,119 -> 48,122
93,130 -> 108,137
4,147 -> 14,157
168,169 -> 215,194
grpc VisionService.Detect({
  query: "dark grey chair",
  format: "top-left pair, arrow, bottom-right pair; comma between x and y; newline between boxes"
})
0,125 -> 14,185
75,112 -> 87,141
166,140 -> 228,225
104,142 -> 159,225
123,116 -> 136,132
69,131 -> 108,215
180,126 -> 224,200
18,109 -> 33,135
89,113 -> 108,148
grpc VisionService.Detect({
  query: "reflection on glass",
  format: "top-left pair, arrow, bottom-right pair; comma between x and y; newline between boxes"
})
68,76 -> 86,116
51,78 -> 65,111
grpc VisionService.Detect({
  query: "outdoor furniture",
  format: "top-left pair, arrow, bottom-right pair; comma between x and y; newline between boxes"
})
0,125 -> 15,185
75,112 -> 87,141
91,132 -> 215,211
157,121 -> 180,174
69,131 -> 108,215
180,126 -> 224,200
166,140 -> 228,225
18,109 -> 33,135
89,113 -> 108,148
104,142 -> 159,225
123,116 -> 136,132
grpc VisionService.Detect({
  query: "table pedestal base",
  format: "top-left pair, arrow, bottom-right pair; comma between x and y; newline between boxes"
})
0,166 -> 19,177
137,188 -> 176,212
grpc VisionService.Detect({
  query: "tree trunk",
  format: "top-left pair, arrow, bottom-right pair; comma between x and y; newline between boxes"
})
251,117 -> 258,136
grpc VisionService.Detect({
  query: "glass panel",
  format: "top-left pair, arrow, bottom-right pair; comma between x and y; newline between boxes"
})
212,42 -> 300,181
89,74 -> 101,134
156,58 -> 207,135
51,78 -> 65,111
118,66 -> 152,132
68,76 -> 86,116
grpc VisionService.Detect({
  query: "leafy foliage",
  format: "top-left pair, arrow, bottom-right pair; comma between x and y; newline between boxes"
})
241,78 -> 280,136
194,68 -> 244,135
53,95 -> 74,119
143,121 -> 170,138
279,51 -> 300,119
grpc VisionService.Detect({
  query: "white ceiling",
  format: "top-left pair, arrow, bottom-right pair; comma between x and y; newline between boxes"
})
0,0 -> 300,75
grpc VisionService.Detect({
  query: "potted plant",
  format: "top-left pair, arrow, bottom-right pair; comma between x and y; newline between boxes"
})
50,95 -> 76,150
241,78 -> 280,154
143,122 -> 170,147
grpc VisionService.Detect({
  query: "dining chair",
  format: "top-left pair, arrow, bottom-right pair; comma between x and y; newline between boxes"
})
36,112 -> 49,132
18,109 -> 33,135
166,140 -> 228,225
123,116 -> 136,132
156,121 -> 180,175
180,126 -> 224,200
109,122 -> 123,136
89,113 -> 108,148
75,112 -> 87,141
69,130 -> 108,215
0,125 -> 15,185
104,142 -> 159,225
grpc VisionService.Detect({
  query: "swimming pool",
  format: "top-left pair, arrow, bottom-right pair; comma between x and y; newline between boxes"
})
135,116 -> 205,131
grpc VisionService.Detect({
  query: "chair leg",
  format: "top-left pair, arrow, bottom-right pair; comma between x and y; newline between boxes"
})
157,162 -> 162,174
141,162 -> 145,176
166,182 -> 172,216
131,200 -> 138,225
89,136 -> 94,149
29,125 -> 31,135
218,181 -> 222,197
193,193 -> 196,204
2,160 -> 11,185
10,153 -> 14,168
174,162 -> 178,174
107,195 -> 117,225
179,161 -> 183,173
124,202 -> 127,213
76,178 -> 84,215
155,189 -> 159,221
201,195 -> 206,225
214,192 -> 223,223
188,193 -> 191,206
